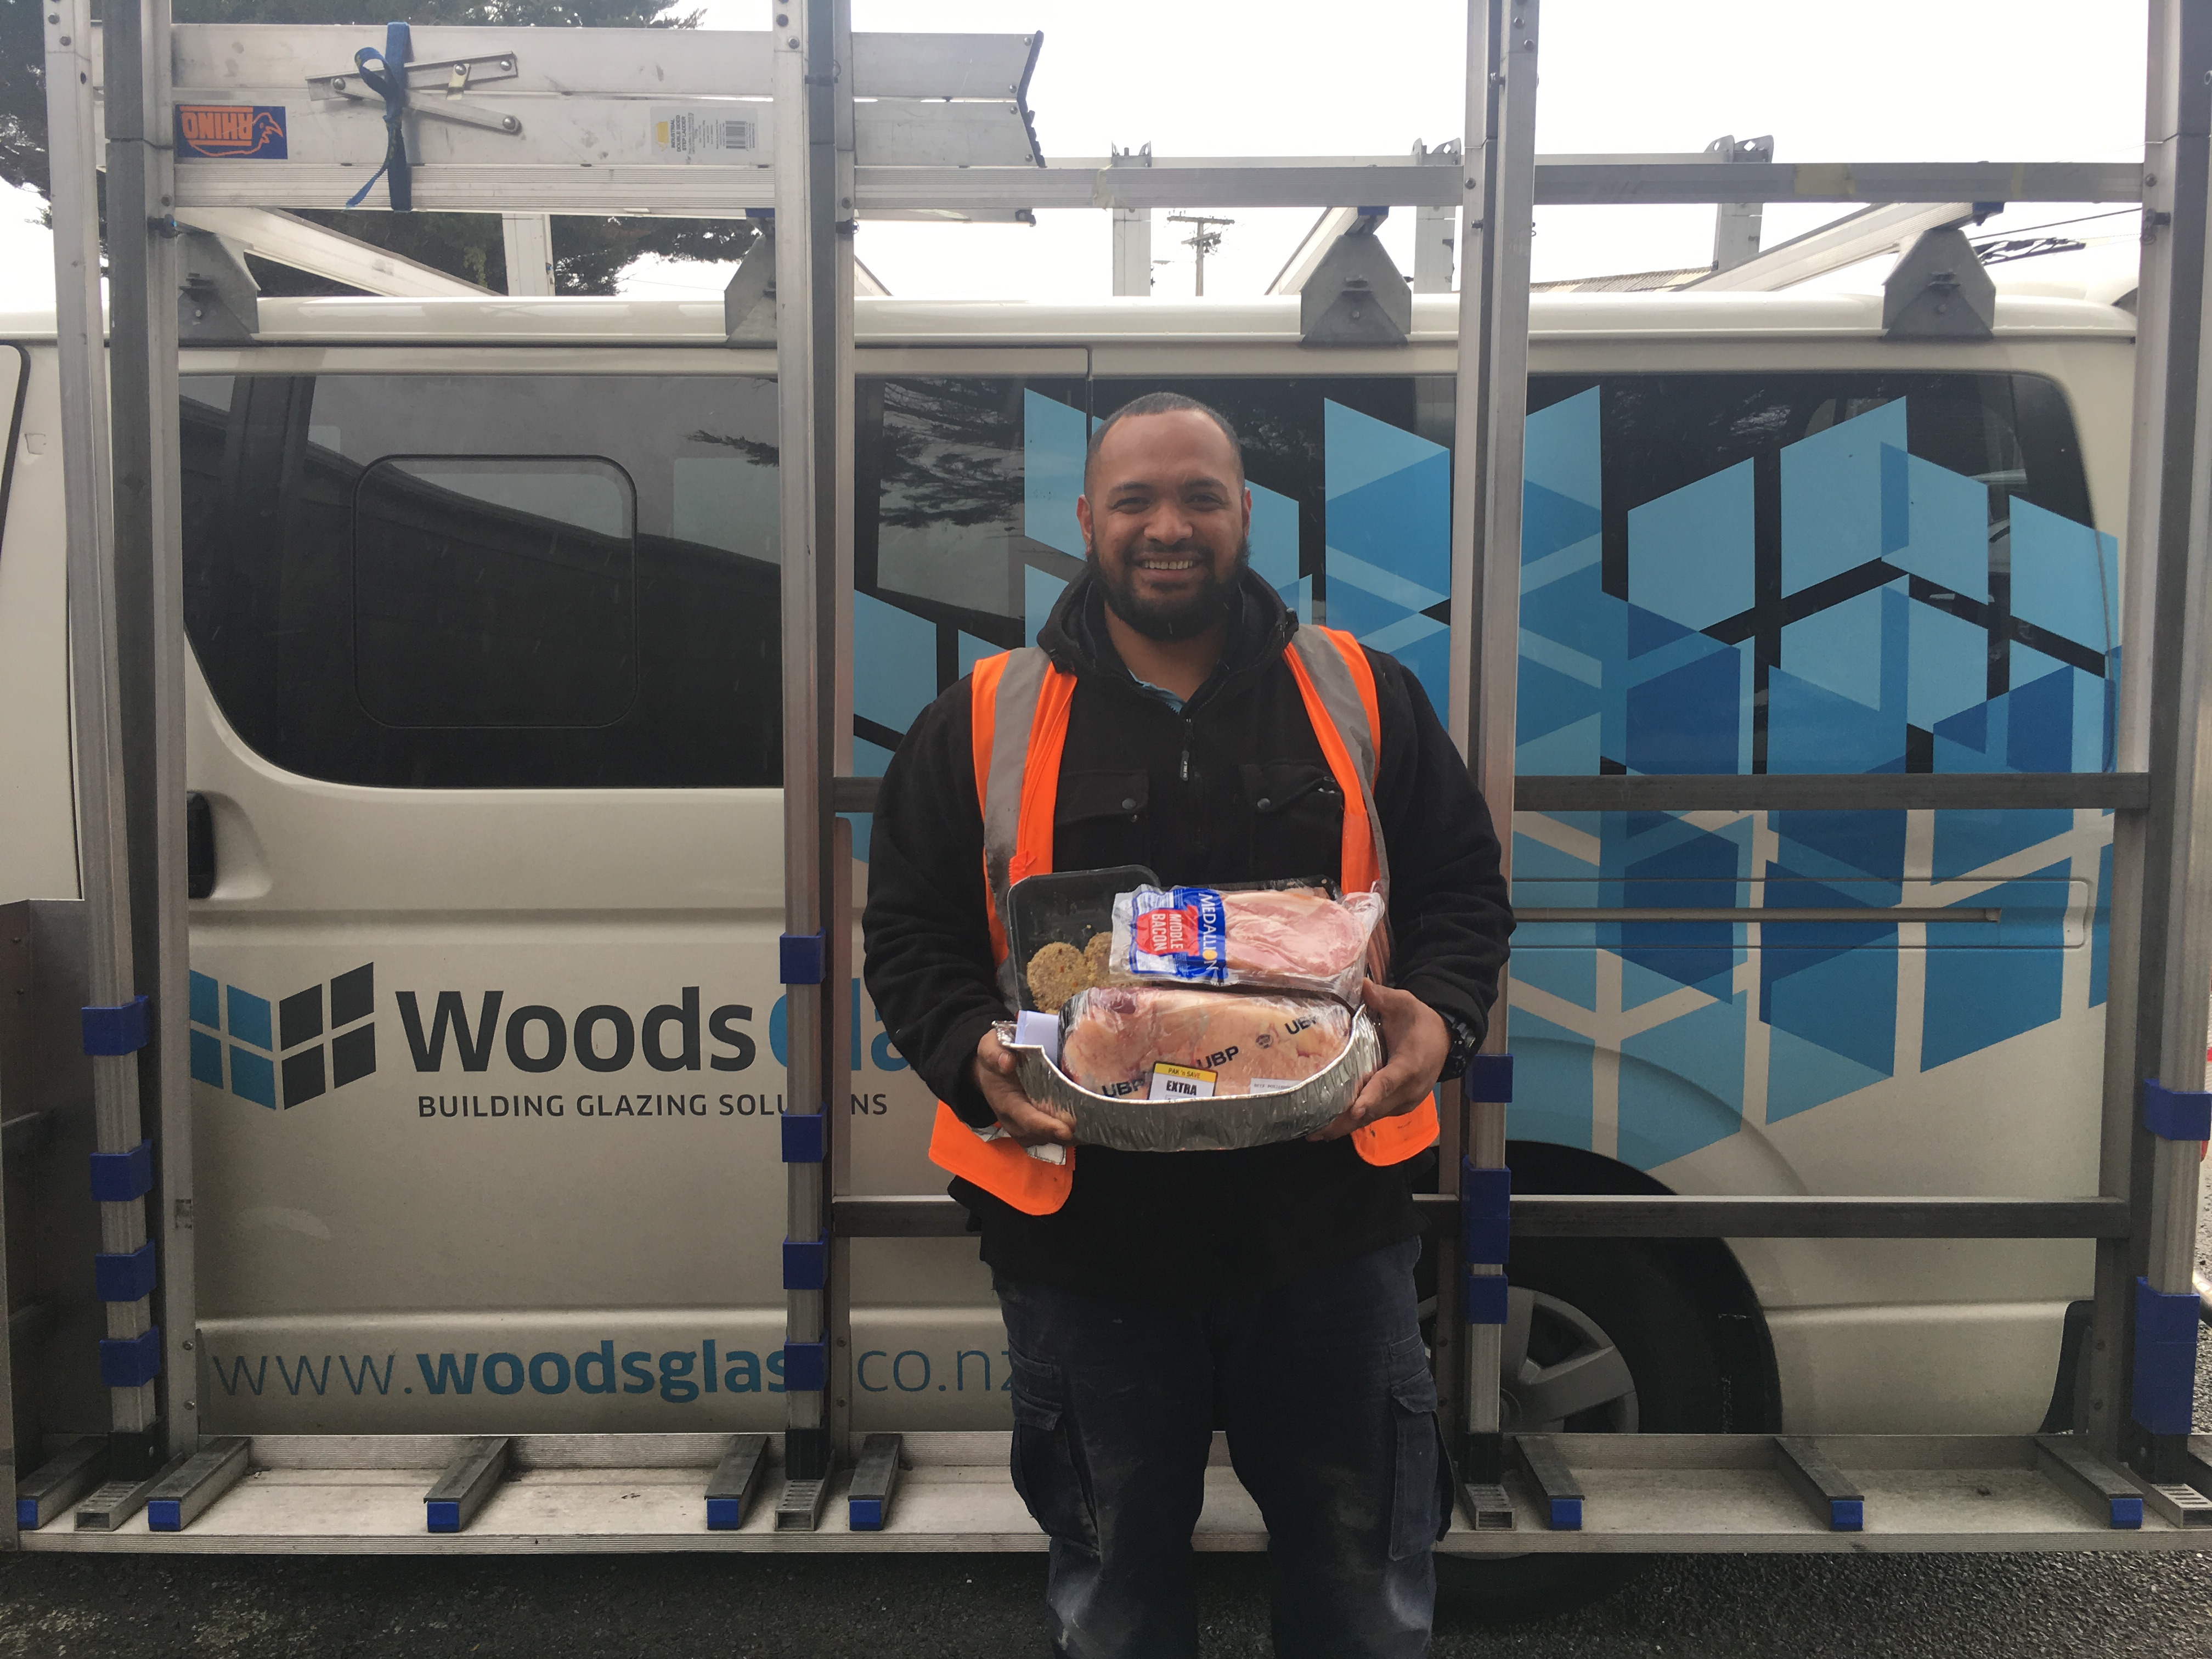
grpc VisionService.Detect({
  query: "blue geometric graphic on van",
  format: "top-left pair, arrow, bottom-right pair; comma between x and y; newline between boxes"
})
1324,402 -> 1451,713
1510,388 -> 2113,1169
190,965 -> 375,1110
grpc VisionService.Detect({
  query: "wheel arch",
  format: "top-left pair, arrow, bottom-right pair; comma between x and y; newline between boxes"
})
1506,1138 -> 1785,1434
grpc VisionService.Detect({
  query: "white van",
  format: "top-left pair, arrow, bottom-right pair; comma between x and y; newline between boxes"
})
0,282 -> 2134,1446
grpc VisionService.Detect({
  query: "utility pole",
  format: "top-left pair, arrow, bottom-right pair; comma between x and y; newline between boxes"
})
1167,212 -> 1235,296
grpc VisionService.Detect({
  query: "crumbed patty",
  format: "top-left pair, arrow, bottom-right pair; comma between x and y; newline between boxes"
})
1025,941 -> 1092,1013
1083,932 -> 1114,983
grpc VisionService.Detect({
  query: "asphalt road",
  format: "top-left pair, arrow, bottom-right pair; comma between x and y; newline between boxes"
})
4,1195 -> 2209,1656
0,1544 -> 2206,1658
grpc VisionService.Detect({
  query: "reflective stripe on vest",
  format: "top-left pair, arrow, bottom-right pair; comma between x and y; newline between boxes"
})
927,628 -> 1440,1212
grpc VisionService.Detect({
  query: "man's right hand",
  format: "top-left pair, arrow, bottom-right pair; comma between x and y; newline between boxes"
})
974,1029 -> 1075,1147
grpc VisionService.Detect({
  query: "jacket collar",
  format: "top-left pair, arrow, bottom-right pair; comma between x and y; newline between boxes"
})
1035,566 -> 1296,707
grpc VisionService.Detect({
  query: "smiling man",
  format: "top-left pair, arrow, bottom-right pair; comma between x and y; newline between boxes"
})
863,392 -> 1513,1659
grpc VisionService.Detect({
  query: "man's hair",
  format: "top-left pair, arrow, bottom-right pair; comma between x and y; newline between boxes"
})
1082,392 -> 1245,496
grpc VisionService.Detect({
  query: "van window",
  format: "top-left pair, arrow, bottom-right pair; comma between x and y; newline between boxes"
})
353,456 -> 637,728
1517,371 -> 2104,777
849,375 -> 1086,778
180,374 -> 781,788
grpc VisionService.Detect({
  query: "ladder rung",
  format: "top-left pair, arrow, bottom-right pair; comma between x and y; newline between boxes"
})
1458,1479 -> 1515,1531
13,1437 -> 105,1532
1512,1435 -> 1583,1531
2144,1483 -> 2212,1528
76,1457 -> 187,1533
775,1476 -> 833,1532
424,1436 -> 510,1534
2034,1435 -> 2144,1529
704,1434 -> 771,1531
145,1437 -> 251,1532
1775,1436 -> 1864,1532
847,1433 -> 904,1532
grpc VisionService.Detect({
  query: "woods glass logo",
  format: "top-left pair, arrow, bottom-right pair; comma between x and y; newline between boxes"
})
189,965 -> 376,1110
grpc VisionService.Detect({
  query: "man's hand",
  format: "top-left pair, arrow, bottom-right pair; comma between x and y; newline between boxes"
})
1306,981 -> 1448,1143
975,1029 -> 1076,1147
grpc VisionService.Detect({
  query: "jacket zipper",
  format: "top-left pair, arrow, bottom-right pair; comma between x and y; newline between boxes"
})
1180,716 -> 1195,782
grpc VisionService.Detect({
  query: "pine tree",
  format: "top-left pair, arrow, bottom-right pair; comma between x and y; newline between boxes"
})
0,0 -> 756,295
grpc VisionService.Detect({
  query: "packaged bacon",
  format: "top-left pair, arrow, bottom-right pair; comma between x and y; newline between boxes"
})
1056,985 -> 1356,1102
1108,881 -> 1385,1001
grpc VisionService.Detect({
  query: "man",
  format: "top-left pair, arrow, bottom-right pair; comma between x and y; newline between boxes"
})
863,392 -> 1512,1658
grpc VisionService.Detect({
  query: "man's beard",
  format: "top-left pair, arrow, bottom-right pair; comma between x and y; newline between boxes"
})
1091,538 -> 1250,641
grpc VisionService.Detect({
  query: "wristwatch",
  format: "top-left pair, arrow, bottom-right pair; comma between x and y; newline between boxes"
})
1431,1006 -> 1482,1084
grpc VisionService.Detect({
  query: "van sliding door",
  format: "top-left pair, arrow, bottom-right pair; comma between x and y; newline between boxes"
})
176,366 -> 798,1434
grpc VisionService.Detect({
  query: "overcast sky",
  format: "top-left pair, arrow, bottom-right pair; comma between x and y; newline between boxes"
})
0,0 -> 2152,309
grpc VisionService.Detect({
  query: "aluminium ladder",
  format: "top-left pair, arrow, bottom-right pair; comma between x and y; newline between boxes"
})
7,0 -> 2212,1550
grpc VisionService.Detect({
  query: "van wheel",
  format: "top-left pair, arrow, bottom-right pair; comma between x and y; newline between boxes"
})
1436,1237 -> 1767,1623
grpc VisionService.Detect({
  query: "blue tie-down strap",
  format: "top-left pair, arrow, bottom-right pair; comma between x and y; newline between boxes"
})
2143,1079 -> 2212,1142
89,1139 -> 154,1203
1462,1161 -> 1511,1267
95,1239 -> 158,1303
82,995 -> 150,1056
2132,1276 -> 2202,1437
783,1235 -> 828,1291
100,1325 -> 163,1388
779,932 -> 826,986
783,1339 -> 828,1393
1464,1271 -> 1508,1326
1464,1052 -> 1513,1105
781,1110 -> 827,1164
345,21 -> 414,210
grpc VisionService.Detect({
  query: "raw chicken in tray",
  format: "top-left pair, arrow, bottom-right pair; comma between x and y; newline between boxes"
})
1057,985 -> 1355,1100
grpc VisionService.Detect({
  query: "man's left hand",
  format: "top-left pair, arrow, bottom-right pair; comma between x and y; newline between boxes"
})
1306,981 -> 1448,1142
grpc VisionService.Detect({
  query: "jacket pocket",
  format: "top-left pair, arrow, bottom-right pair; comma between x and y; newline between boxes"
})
1386,1347 -> 1446,1561
1053,770 -> 1150,872
1008,1354 -> 1100,1554
1241,760 -> 1343,881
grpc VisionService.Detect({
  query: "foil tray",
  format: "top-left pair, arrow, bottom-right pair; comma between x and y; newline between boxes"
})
994,1009 -> 1383,1154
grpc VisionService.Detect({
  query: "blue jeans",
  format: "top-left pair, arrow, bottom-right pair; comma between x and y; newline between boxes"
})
994,1237 -> 1448,1659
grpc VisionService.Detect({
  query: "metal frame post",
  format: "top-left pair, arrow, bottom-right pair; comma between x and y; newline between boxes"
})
776,0 -> 855,1513
2096,0 -> 2212,1476
43,0 -> 160,1455
774,0 -> 830,1498
824,0 -> 859,1470
1443,0 -> 1538,1500
499,215 -> 555,296
1111,146 -> 1153,296
105,0 -> 198,1465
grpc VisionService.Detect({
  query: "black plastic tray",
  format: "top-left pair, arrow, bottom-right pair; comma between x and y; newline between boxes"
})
1006,866 -> 1156,1012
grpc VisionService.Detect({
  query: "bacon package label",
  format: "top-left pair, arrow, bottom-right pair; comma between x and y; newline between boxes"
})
1119,886 -> 1233,982
1110,882 -> 1385,1001
1058,986 -> 1356,1101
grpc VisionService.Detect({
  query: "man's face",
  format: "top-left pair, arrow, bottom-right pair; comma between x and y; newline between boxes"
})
1076,410 -> 1252,641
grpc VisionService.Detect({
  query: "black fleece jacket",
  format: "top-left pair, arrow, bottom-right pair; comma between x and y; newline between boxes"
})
861,569 -> 1513,1299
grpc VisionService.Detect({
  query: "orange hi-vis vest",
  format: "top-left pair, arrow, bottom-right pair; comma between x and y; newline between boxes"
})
926,626 -> 1442,1215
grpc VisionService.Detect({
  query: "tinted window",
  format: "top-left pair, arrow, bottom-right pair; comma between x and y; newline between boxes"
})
850,375 -> 1086,772
180,375 -> 780,788
1519,371 -> 2106,776
353,456 -> 637,727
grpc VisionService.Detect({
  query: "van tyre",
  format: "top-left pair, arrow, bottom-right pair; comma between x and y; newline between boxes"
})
1435,1235 -> 1776,1623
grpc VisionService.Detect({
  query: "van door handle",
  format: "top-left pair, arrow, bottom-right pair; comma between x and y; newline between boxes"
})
187,792 -> 215,898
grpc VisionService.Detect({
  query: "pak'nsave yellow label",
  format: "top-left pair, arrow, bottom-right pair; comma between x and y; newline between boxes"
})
1148,1062 -> 1218,1102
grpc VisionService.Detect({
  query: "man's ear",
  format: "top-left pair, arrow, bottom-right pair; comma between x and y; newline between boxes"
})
1075,490 -> 1094,550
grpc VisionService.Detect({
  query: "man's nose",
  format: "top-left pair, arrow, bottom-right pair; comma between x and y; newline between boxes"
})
1142,501 -> 1196,546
